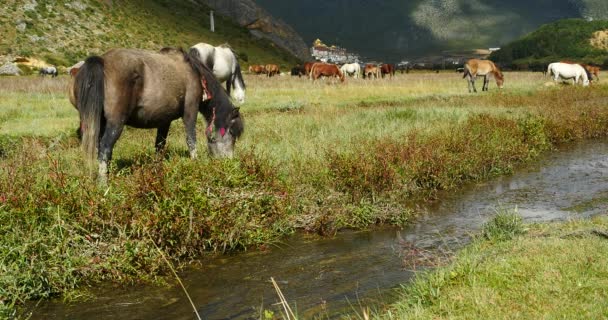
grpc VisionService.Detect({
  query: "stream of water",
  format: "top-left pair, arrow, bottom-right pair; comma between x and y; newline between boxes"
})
30,140 -> 608,319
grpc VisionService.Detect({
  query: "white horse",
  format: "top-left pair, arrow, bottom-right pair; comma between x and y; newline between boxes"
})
340,63 -> 361,78
547,62 -> 589,86
190,43 -> 246,103
39,66 -> 58,77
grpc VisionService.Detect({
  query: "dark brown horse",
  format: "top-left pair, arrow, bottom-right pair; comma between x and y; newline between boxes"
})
70,48 -> 244,184
380,64 -> 395,78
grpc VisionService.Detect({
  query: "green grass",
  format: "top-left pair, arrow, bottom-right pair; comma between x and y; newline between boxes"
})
1,72 -> 608,317
379,212 -> 608,319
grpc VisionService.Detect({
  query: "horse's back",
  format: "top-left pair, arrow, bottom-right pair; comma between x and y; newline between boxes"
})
101,48 -> 197,127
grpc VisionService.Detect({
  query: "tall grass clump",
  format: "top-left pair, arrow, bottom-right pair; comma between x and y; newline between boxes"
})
479,208 -> 526,242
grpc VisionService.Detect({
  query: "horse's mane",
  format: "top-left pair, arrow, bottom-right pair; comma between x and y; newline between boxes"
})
187,47 -> 243,138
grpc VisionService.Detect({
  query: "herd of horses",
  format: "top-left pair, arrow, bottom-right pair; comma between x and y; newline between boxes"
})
56,42 -> 601,183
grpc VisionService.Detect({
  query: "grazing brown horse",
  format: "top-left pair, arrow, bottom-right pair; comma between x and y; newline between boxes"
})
304,62 -> 316,77
248,64 -> 266,75
265,64 -> 280,77
70,48 -> 244,184
310,63 -> 344,83
380,63 -> 395,78
364,64 -> 381,79
463,59 -> 504,92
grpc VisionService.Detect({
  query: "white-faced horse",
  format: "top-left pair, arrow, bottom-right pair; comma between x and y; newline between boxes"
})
340,63 -> 361,78
190,43 -> 246,103
548,62 -> 590,86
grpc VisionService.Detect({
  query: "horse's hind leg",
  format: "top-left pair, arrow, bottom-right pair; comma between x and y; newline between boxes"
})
155,124 -> 171,154
98,120 -> 124,185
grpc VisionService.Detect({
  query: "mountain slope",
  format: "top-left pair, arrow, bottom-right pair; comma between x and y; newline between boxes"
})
201,0 -> 310,61
0,0 -> 300,68
489,19 -> 608,66
255,0 -> 608,61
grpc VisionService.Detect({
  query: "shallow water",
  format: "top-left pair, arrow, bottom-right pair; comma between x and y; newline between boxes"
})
30,140 -> 608,319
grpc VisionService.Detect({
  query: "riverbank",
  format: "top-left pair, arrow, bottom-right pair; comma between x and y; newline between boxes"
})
380,212 -> 608,319
2,73 -> 608,317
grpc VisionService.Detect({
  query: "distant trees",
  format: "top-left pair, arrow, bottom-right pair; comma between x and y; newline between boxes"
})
490,19 -> 608,68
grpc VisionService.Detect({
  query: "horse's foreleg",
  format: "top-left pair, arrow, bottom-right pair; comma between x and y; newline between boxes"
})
97,121 -> 124,185
155,124 -> 171,154
183,102 -> 199,159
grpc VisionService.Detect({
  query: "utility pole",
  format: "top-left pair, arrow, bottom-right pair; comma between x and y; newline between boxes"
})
210,10 -> 215,32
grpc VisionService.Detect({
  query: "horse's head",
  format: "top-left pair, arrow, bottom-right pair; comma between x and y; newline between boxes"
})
232,86 -> 245,104
495,72 -> 505,89
206,107 -> 243,158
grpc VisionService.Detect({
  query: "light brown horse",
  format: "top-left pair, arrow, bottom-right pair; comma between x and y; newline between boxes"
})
70,48 -> 243,184
310,63 -> 344,83
463,59 -> 504,92
248,64 -> 266,75
265,64 -> 280,77
364,64 -> 381,79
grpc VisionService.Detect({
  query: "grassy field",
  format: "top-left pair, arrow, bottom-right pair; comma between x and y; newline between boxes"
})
378,211 -> 608,319
2,71 -> 608,317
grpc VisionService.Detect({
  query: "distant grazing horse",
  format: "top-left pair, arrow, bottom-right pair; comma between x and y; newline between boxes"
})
340,63 -> 361,78
561,61 -> 598,81
69,48 -> 244,184
291,65 -> 305,77
304,62 -> 316,77
265,64 -> 280,77
463,59 -> 504,92
310,63 -> 344,83
547,62 -> 589,86
380,64 -> 395,78
364,64 -> 381,79
248,64 -> 266,75
190,43 -> 246,104
39,66 -> 58,77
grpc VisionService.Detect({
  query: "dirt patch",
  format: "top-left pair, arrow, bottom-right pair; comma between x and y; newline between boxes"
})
590,30 -> 608,51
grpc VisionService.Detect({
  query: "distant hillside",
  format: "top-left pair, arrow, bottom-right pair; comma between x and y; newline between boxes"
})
0,0 -> 299,69
490,19 -> 608,67
255,0 -> 608,62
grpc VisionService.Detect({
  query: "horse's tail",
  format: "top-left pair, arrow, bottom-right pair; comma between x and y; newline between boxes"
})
547,64 -> 553,77
75,56 -> 105,163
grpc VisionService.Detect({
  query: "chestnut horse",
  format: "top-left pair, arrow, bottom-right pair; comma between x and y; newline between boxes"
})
364,64 -> 381,79
248,64 -> 266,75
265,64 -> 280,77
310,63 -> 344,83
380,63 -> 395,78
304,62 -> 316,77
463,59 -> 504,92
70,48 -> 244,184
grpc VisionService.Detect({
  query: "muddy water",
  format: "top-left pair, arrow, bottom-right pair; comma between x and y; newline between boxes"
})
31,141 -> 608,319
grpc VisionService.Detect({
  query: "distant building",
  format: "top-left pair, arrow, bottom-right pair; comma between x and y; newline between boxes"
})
489,47 -> 501,52
310,39 -> 359,63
